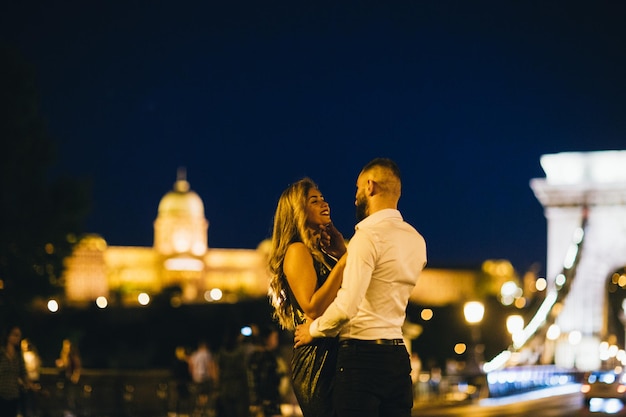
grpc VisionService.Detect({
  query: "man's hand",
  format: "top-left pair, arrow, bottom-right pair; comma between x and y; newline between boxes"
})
294,321 -> 314,348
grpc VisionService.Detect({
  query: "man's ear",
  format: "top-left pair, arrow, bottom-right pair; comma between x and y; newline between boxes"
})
366,179 -> 376,196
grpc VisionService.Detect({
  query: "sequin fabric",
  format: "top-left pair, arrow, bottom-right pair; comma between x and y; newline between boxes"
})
287,253 -> 338,417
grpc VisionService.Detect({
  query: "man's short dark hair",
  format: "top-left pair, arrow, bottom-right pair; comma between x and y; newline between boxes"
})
362,158 -> 401,180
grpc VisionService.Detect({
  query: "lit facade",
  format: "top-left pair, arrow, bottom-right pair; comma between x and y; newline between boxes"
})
62,171 -> 271,307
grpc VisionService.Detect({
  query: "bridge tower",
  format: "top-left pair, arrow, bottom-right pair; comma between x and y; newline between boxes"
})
530,150 -> 626,371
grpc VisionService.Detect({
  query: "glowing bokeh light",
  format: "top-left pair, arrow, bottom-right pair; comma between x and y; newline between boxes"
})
420,308 -> 433,321
240,326 -> 252,336
138,293 -> 150,305
568,330 -> 582,345
506,315 -> 524,335
47,299 -> 59,313
95,296 -> 108,308
211,288 -> 223,301
535,277 -> 547,291
546,324 -> 561,340
464,301 -> 484,324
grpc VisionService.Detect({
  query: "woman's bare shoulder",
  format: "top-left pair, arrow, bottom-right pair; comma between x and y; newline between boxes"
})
284,242 -> 314,272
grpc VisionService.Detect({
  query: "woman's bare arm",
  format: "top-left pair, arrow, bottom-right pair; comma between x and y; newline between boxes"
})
284,243 -> 346,319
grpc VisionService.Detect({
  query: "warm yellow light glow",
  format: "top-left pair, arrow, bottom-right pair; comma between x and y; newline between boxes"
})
507,315 -> 525,348
613,273 -> 620,284
535,277 -> 547,291
95,296 -> 108,308
514,298 -> 526,308
501,280 -> 522,306
501,281 -> 519,298
209,288 -> 224,301
506,315 -> 524,335
173,230 -> 191,252
546,324 -> 561,340
418,373 -> 430,383
164,257 -> 204,271
420,308 -> 433,321
464,301 -> 484,324
500,295 -> 513,306
482,259 -> 515,277
60,174 -> 270,307
454,343 -> 467,354
138,293 -> 150,305
47,299 -> 59,313
170,295 -> 182,308
191,242 -> 206,256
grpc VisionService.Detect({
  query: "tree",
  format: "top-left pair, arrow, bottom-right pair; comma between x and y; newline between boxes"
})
0,43 -> 91,312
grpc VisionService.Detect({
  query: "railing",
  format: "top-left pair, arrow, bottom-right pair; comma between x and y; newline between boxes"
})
29,367 -> 303,417
30,368 -> 176,417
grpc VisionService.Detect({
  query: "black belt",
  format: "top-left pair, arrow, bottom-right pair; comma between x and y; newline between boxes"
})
339,338 -> 404,347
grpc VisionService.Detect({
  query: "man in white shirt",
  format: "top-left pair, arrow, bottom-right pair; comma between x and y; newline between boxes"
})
295,157 -> 427,417
188,339 -> 217,409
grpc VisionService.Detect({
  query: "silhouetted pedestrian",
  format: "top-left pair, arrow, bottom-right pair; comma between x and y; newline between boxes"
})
0,324 -> 33,417
249,325 -> 283,417
55,338 -> 81,417
216,327 -> 249,417
171,345 -> 192,415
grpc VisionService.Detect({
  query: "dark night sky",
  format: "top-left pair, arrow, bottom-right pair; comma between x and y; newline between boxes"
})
2,1 -> 625,276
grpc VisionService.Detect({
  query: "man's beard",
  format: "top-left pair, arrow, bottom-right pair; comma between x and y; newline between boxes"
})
355,194 -> 368,222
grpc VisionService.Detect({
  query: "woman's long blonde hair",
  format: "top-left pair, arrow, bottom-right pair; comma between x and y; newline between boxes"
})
268,177 -> 328,330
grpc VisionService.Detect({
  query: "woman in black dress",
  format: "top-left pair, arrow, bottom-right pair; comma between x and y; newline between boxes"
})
268,177 -> 346,417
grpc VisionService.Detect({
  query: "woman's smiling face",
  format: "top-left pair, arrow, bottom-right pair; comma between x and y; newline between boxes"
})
305,188 -> 330,230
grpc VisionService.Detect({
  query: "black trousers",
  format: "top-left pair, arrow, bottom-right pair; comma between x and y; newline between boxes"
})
333,342 -> 413,417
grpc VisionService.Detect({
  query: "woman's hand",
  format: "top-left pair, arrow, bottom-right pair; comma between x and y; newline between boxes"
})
319,223 -> 346,259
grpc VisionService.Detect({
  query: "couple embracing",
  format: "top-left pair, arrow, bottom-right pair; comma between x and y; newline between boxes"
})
267,158 -> 427,417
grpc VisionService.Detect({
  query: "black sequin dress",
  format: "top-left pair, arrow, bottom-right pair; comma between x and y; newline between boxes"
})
288,253 -> 338,417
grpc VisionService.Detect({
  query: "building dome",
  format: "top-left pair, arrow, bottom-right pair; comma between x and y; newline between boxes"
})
76,234 -> 108,251
154,168 -> 209,257
157,173 -> 205,219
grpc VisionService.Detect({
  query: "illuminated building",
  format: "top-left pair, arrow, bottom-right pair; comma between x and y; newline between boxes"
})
62,170 -> 270,307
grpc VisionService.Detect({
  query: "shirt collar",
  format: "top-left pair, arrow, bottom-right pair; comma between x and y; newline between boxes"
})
355,208 -> 402,230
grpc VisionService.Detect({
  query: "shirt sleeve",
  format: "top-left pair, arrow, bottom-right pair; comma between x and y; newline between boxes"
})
309,228 -> 376,338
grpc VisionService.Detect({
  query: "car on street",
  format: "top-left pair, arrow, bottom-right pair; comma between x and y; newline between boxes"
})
580,370 -> 626,405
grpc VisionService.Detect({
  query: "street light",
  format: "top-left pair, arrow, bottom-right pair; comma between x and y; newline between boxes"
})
464,301 -> 485,324
464,301 -> 485,375
506,314 -> 524,347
